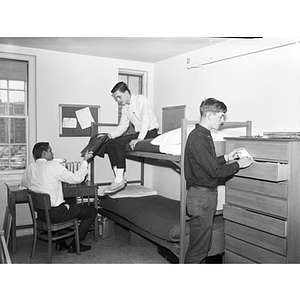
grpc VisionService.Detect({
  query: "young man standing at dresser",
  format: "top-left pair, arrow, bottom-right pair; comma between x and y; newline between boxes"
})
184,98 -> 253,264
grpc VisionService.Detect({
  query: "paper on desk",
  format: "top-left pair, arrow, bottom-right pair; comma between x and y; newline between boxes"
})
75,107 -> 95,129
62,117 -> 77,128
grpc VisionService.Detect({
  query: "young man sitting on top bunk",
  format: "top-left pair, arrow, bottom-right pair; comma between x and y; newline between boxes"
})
97,82 -> 159,195
184,98 -> 253,264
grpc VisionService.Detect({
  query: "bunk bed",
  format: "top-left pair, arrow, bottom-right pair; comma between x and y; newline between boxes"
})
91,106 -> 252,263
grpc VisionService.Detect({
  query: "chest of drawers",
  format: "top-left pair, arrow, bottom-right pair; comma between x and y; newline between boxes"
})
224,137 -> 300,263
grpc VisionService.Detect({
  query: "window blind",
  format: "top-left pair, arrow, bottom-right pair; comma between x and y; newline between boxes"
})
0,59 -> 28,81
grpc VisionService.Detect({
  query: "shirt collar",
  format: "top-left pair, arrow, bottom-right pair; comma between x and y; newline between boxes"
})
124,93 -> 136,108
196,123 -> 212,136
36,158 -> 48,163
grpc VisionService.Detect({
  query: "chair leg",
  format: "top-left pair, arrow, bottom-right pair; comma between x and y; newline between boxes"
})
48,231 -> 52,263
0,246 -> 4,263
75,222 -> 80,256
30,226 -> 37,259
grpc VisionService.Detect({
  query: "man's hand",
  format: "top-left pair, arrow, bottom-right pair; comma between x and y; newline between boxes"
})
237,156 -> 254,169
129,139 -> 141,150
227,147 -> 245,161
84,150 -> 94,162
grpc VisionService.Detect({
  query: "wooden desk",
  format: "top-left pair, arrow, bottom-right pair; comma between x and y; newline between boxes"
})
6,181 -> 98,254
62,181 -> 99,243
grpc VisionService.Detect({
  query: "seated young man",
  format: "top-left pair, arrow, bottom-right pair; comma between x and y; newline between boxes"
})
99,82 -> 159,194
20,142 -> 97,253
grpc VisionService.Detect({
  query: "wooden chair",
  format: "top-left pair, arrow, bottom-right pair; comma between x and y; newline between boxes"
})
28,190 -> 80,263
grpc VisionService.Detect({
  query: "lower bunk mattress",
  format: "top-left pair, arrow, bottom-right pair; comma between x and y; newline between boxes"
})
99,195 -> 189,242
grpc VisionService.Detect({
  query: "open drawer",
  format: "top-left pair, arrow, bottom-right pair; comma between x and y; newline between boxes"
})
235,161 -> 288,182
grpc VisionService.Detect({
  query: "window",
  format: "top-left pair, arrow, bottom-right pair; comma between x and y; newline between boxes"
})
119,73 -> 143,94
0,79 -> 27,170
118,70 -> 147,134
0,54 -> 36,177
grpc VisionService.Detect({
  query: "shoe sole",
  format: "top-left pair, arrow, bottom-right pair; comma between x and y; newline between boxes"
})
103,182 -> 126,195
103,184 -> 126,195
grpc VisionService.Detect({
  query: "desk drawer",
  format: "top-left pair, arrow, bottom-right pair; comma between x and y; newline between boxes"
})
236,161 -> 288,182
225,235 -> 287,263
226,139 -> 289,162
225,220 -> 287,255
223,204 -> 287,237
226,176 -> 288,198
226,188 -> 287,218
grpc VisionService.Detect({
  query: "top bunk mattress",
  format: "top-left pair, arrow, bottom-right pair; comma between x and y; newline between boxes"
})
124,127 -> 226,156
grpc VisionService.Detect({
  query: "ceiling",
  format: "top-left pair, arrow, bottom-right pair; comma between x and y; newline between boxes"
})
0,37 -> 230,63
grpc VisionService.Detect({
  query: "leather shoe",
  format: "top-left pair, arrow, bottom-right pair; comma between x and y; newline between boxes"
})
68,243 -> 92,253
55,240 -> 69,251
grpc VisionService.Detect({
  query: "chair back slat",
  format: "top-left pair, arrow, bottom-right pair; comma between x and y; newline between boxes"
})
28,191 -> 51,211
28,191 -> 52,227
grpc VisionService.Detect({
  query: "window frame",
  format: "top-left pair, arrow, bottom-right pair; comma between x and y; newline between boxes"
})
118,68 -> 147,121
118,68 -> 148,95
0,52 -> 36,180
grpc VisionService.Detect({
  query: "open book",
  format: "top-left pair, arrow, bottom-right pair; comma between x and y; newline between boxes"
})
81,133 -> 109,157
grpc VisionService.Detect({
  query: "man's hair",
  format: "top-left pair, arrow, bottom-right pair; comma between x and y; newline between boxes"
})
199,97 -> 227,116
111,82 -> 131,94
32,142 -> 50,160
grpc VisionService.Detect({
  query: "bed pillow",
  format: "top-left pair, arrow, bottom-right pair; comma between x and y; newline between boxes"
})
151,126 -> 193,146
151,126 -> 224,146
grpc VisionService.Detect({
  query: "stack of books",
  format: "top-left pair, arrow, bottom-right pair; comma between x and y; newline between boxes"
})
263,132 -> 300,139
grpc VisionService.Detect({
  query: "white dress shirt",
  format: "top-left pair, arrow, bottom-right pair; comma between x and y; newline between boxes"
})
110,93 -> 159,140
20,159 -> 88,207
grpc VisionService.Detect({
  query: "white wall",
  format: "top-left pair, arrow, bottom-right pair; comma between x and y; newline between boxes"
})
153,37 -> 300,199
0,43 -> 154,228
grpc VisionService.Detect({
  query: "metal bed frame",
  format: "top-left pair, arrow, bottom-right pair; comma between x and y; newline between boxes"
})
91,110 -> 252,263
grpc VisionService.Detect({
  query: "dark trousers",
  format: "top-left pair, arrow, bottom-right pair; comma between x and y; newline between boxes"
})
185,186 -> 218,264
39,203 -> 97,242
105,129 -> 158,169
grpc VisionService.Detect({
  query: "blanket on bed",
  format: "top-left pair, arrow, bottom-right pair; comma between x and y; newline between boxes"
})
124,138 -> 160,153
99,195 -> 189,242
